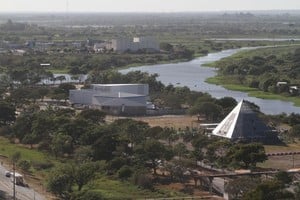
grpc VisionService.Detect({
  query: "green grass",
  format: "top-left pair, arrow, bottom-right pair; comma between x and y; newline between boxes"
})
0,137 -> 49,162
88,175 -> 185,199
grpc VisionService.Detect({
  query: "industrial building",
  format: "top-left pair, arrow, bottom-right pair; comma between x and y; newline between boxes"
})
106,36 -> 159,52
69,84 -> 149,115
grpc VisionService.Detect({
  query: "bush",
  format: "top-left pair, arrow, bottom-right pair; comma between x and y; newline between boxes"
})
0,126 -> 11,136
32,161 -> 54,170
133,172 -> 153,190
108,157 -> 127,172
18,160 -> 31,173
72,190 -> 104,200
118,165 -> 133,180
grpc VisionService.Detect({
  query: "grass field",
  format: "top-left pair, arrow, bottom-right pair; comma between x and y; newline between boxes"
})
89,176 -> 186,199
0,137 -> 50,165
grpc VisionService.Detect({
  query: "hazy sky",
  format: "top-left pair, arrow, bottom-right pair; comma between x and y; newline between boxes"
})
1,0 -> 300,12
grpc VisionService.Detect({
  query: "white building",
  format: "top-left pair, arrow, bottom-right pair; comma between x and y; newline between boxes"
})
106,36 -> 159,52
69,84 -> 149,115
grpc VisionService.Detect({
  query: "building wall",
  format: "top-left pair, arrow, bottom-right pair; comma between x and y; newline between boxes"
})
91,84 -> 149,96
107,37 -> 159,52
69,90 -> 94,105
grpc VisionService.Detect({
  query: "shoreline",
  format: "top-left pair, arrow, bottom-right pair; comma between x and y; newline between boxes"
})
204,45 -> 300,108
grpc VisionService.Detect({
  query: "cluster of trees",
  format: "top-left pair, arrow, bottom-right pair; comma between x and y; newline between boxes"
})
270,113 -> 300,140
216,47 -> 300,96
226,171 -> 300,200
3,102 -> 268,199
160,43 -> 194,60
0,44 -> 194,75
191,134 -> 267,169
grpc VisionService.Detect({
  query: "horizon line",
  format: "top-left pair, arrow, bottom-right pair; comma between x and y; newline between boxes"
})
1,9 -> 300,14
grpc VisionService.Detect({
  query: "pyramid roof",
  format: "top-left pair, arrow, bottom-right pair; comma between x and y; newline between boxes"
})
212,100 -> 270,140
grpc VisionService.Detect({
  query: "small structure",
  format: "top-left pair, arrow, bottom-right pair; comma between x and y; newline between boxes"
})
70,84 -> 149,115
212,100 -> 271,141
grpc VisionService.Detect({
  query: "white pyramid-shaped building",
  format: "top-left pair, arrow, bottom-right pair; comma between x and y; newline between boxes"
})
212,100 -> 270,140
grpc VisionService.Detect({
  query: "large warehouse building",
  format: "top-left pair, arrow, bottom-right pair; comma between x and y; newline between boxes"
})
69,84 -> 149,115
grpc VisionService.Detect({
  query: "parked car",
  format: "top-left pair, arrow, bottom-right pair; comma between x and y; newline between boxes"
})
5,171 -> 11,177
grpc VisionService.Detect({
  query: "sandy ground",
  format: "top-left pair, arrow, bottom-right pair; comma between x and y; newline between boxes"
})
107,115 -> 202,129
260,154 -> 300,170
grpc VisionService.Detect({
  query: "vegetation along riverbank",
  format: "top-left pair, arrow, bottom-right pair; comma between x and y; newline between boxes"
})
205,45 -> 300,107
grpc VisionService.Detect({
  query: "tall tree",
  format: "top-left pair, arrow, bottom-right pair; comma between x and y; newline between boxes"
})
226,143 -> 267,168
0,101 -> 16,126
135,139 -> 173,175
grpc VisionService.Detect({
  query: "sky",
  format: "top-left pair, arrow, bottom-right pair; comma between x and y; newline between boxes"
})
0,0 -> 300,13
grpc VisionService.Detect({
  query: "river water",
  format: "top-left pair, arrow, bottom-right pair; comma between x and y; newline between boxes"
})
120,48 -> 300,115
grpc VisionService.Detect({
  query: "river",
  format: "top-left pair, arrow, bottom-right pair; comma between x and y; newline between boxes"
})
120,48 -> 300,115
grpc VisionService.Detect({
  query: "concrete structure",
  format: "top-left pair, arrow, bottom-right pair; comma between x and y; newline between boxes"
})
212,100 -> 271,141
69,84 -> 149,115
106,36 -> 159,52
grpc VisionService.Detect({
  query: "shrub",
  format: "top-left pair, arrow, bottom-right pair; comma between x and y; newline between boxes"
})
18,160 -> 31,173
72,190 -> 104,200
118,165 -> 133,180
133,172 -> 153,190
32,161 -> 54,170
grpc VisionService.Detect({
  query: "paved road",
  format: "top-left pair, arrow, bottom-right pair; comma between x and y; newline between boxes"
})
0,165 -> 45,200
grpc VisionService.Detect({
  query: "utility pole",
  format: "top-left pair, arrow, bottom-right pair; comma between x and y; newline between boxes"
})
13,161 -> 16,200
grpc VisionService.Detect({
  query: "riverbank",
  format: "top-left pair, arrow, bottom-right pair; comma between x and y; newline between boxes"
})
120,47 -> 300,114
206,76 -> 300,107
204,45 -> 300,108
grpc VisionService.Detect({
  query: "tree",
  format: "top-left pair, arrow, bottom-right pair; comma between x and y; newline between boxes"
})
189,102 -> 222,121
225,177 -> 260,199
78,109 -> 106,124
73,162 -> 98,191
18,160 -> 31,174
191,134 -> 211,161
173,143 -> 188,161
289,124 -> 300,137
0,101 -> 16,126
135,139 -> 173,175
226,143 -> 267,168
92,134 -> 117,161
51,133 -> 74,157
275,171 -> 292,185
243,181 -> 294,200
118,165 -> 133,180
47,165 -> 74,199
